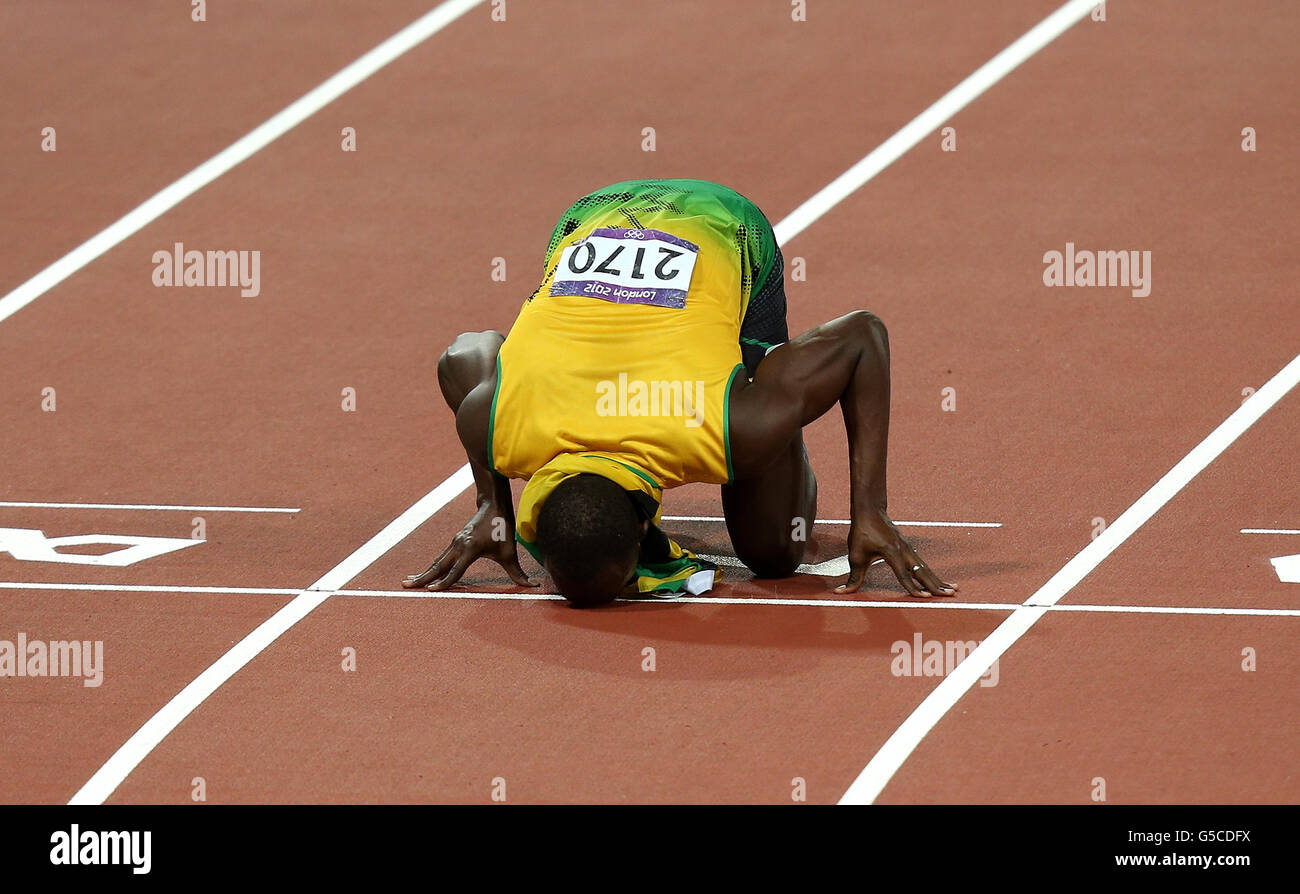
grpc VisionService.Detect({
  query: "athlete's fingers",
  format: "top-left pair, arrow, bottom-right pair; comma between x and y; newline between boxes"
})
403,562 -> 433,587
914,563 -> 956,596
402,566 -> 438,588
834,563 -> 868,594
834,573 -> 863,594
883,552 -> 927,598
404,542 -> 460,588
502,554 -> 537,588
413,540 -> 458,577
835,555 -> 887,593
899,544 -> 957,596
410,545 -> 462,587
403,556 -> 446,588
428,551 -> 475,591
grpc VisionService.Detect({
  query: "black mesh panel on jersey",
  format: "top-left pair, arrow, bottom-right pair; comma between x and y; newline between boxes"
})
739,246 -> 789,378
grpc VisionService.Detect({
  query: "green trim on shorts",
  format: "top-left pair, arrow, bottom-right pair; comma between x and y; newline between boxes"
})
740,336 -> 774,349
486,354 -> 502,474
580,454 -> 662,492
723,363 -> 745,484
515,530 -> 541,563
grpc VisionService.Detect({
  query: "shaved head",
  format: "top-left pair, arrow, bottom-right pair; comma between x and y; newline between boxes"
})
535,474 -> 641,607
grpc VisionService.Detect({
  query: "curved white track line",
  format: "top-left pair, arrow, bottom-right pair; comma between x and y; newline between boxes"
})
0,0 -> 487,326
841,351 -> 1300,804
67,461 -> 474,805
64,0 -> 490,806
773,0 -> 1104,246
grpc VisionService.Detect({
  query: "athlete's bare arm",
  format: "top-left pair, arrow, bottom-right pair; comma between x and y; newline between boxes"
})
402,330 -> 536,591
407,313 -> 953,597
728,311 -> 956,597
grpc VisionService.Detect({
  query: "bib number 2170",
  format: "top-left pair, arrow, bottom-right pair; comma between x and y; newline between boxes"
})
549,227 -> 699,309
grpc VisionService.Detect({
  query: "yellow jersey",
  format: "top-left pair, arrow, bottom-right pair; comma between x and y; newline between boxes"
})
490,179 -> 780,489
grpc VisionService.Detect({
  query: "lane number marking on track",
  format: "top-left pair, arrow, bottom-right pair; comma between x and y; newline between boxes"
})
0,528 -> 201,567
1237,531 -> 1300,583
1270,554 -> 1300,584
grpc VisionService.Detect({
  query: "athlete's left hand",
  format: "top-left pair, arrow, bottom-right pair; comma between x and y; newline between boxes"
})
837,508 -> 956,597
402,502 -> 537,591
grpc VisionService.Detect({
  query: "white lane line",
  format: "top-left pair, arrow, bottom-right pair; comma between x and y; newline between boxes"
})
350,591 -> 1300,616
0,501 -> 300,513
840,350 -> 1300,805
348,588 -> 568,603
1048,604 -> 1300,618
662,516 -> 1001,528
774,0 -> 1102,244
68,464 -> 474,805
12,580 -> 1298,617
0,0 -> 487,326
351,589 -> 1016,610
1241,528 -> 1300,535
0,582 -> 300,595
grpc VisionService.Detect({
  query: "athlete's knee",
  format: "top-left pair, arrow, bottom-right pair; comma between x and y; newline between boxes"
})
735,523 -> 810,579
835,310 -> 889,367
742,544 -> 802,579
841,309 -> 887,346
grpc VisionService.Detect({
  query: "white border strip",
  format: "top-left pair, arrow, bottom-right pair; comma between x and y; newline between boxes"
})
68,464 -> 474,804
0,501 -> 299,513
772,0 -> 1103,245
840,350 -> 1300,804
661,515 -> 1000,528
0,0 -> 487,326
1241,528 -> 1300,535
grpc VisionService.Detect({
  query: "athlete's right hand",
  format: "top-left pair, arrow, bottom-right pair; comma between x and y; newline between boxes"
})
837,508 -> 956,597
402,503 -> 537,591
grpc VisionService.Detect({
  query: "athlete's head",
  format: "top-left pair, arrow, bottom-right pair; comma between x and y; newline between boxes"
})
535,474 -> 642,607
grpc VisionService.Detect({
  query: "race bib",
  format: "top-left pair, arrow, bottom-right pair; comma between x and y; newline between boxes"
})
549,227 -> 699,309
